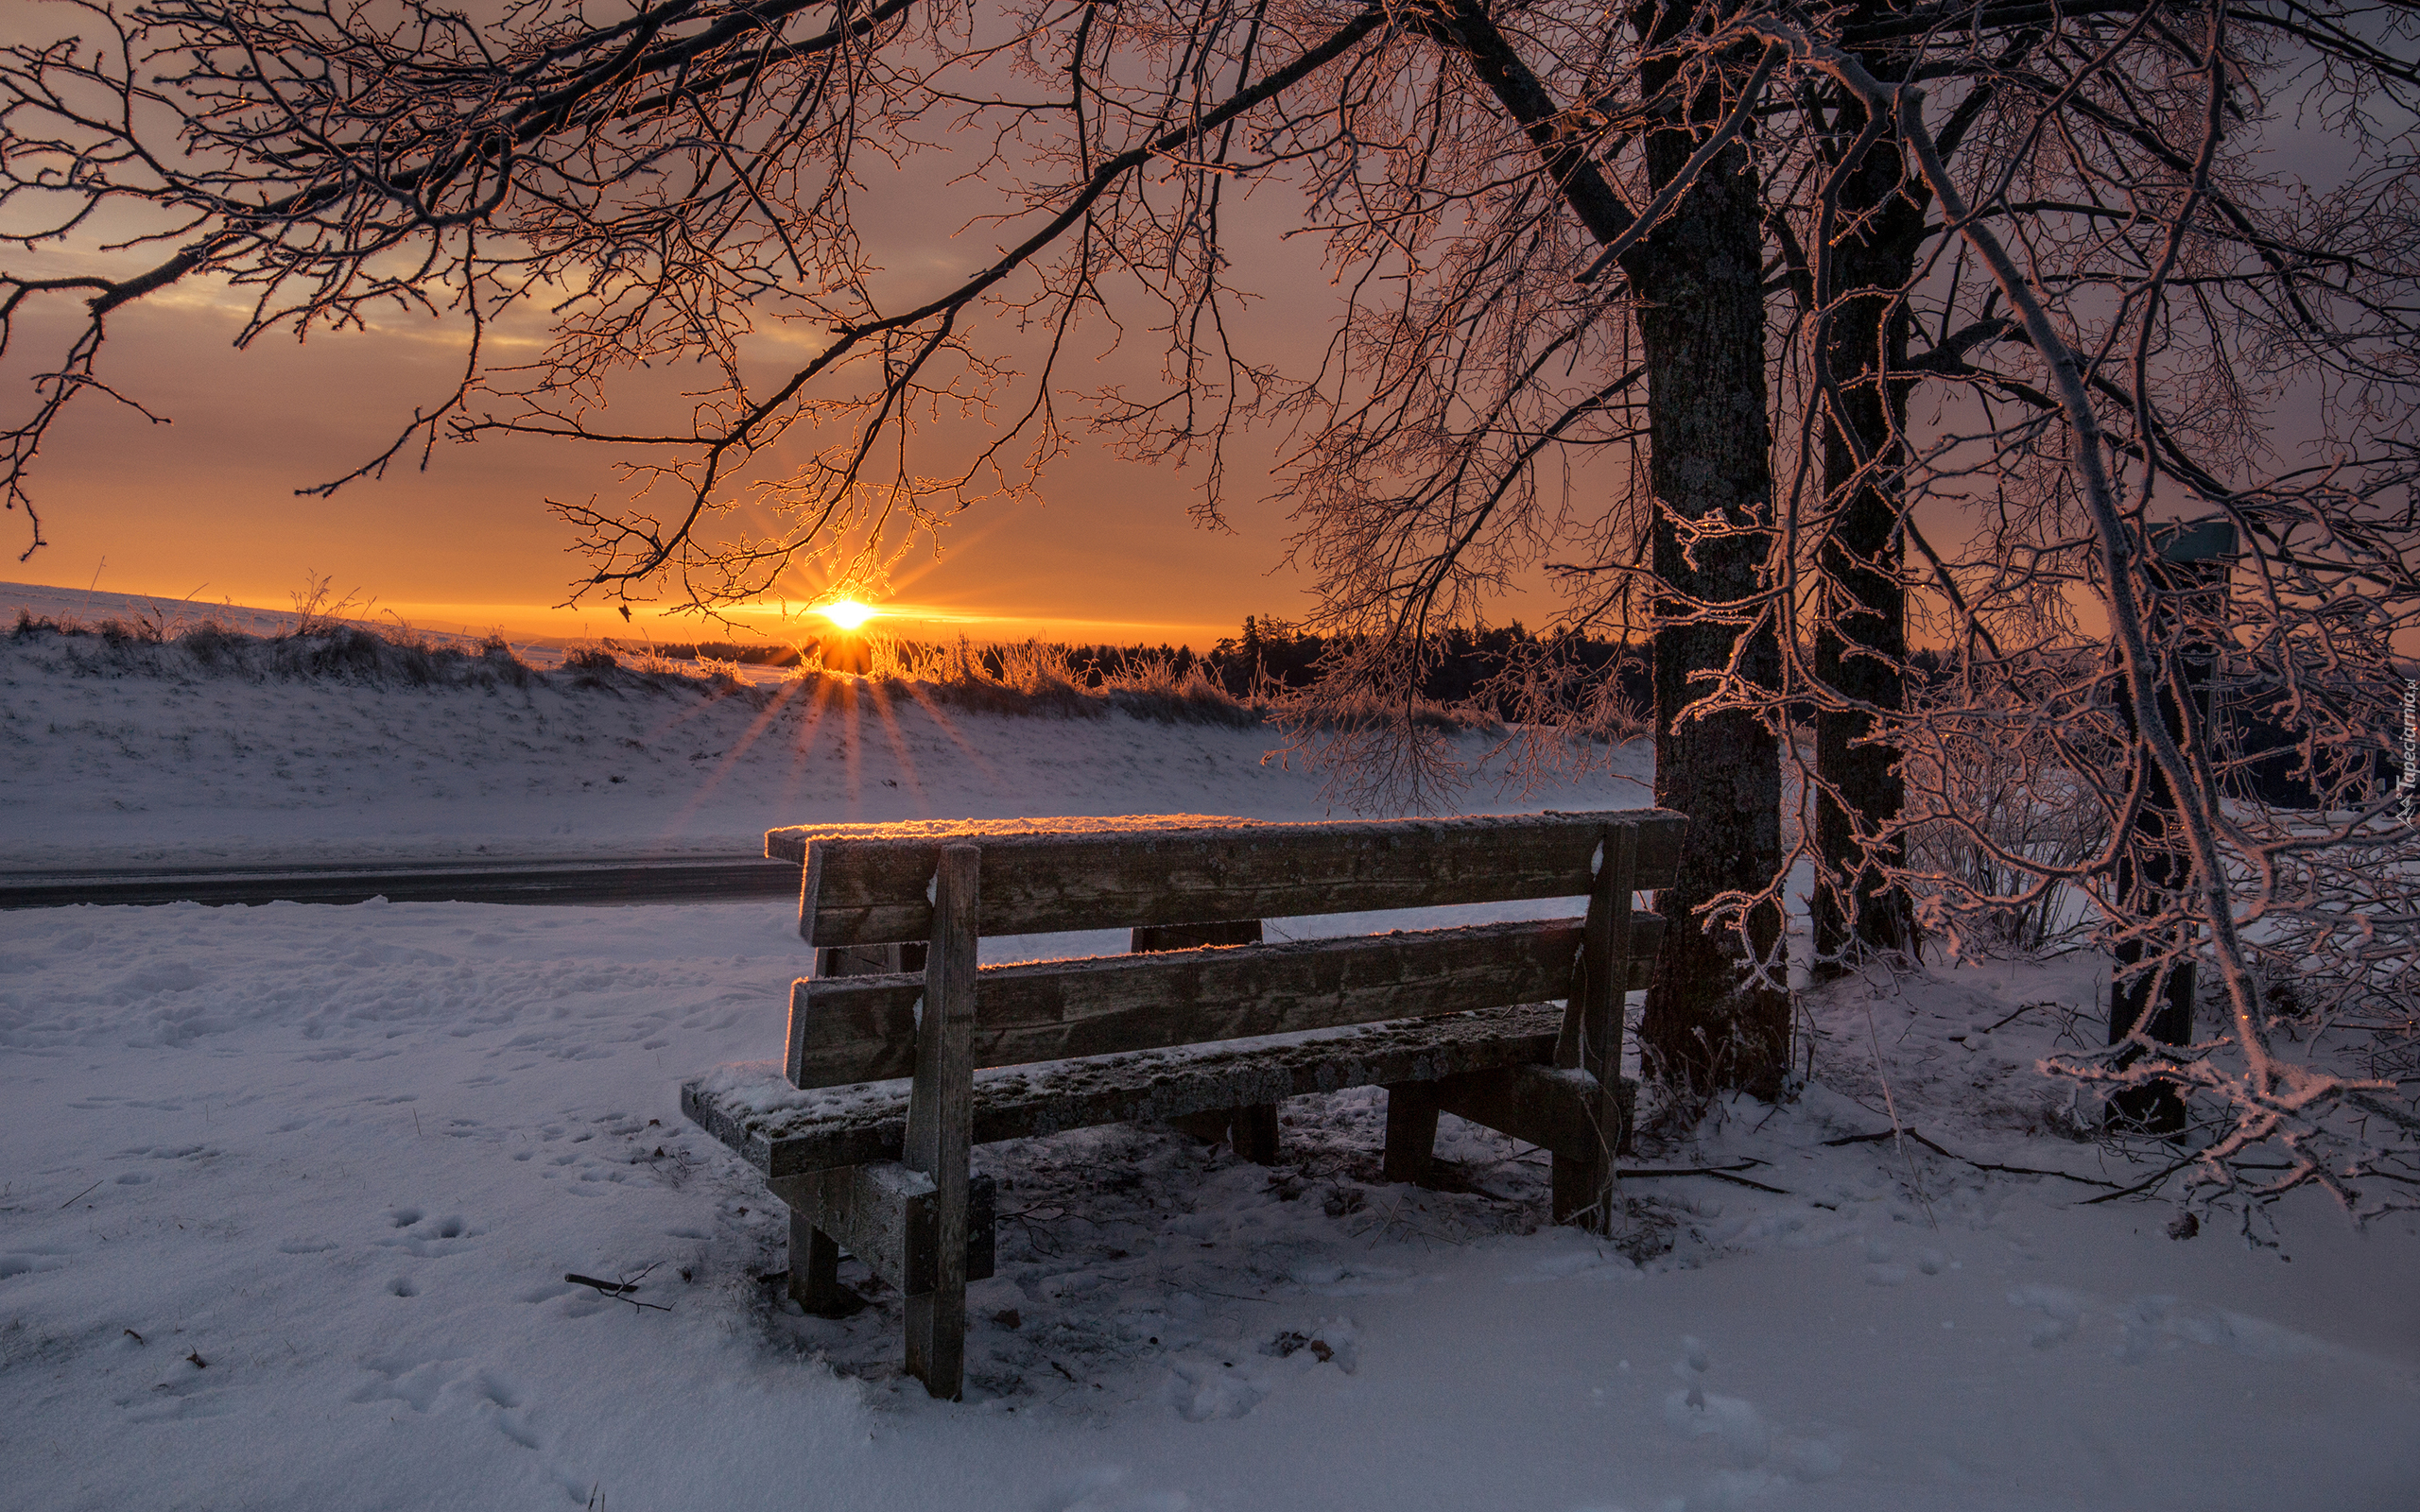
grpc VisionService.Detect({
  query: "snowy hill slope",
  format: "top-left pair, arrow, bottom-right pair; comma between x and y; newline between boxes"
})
2,635 -> 2415,1512
1,623 -> 1642,870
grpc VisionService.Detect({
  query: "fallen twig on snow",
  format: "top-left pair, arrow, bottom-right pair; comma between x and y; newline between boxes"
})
1824,1127 -> 2130,1191
564,1270 -> 673,1311
2078,1152 -> 2209,1205
1985,1001 -> 2065,1034
1617,1163 -> 1792,1194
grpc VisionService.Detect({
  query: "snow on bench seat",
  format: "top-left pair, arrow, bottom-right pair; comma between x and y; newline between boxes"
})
683,1001 -> 1567,1178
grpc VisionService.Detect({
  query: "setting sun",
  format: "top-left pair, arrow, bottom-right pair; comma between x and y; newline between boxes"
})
817,599 -> 876,631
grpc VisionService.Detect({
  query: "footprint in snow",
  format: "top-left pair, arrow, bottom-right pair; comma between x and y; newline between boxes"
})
1042,1467 -> 1192,1512
1163,1355 -> 1264,1422
1661,1383 -> 1844,1483
0,1251 -> 71,1280
374,1211 -> 482,1258
119,1354 -> 231,1424
1863,1236 -> 1912,1286
350,1358 -> 542,1448
2008,1282 -> 2084,1348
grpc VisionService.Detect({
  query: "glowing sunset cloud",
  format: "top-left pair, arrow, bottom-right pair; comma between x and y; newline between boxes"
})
818,599 -> 877,631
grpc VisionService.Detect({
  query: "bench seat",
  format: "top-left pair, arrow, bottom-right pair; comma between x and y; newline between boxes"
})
684,1000 -> 1601,1177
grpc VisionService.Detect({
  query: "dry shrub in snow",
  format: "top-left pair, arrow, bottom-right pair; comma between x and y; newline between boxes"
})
13,607 -> 541,691
1876,631 -> 2420,1224
6,608 -> 1275,728
844,633 -> 1271,729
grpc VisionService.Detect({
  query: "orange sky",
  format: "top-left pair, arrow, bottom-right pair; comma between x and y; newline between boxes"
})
10,284 -> 1342,648
1,94 -> 1438,651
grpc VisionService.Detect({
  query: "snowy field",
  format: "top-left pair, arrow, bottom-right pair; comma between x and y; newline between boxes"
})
3,609 -> 2416,1511
1,589 -> 1351,871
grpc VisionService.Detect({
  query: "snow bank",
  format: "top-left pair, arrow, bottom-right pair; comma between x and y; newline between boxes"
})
5,895 -> 2413,1512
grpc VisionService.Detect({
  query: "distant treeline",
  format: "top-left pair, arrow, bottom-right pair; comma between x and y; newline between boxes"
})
613,616 -> 1657,716
1058,616 -> 1657,717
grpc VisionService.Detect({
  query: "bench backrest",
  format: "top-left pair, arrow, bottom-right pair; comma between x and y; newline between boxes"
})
774,810 -> 1683,1090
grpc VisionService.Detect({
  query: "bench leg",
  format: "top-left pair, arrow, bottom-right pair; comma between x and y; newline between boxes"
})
1549,1083 -> 1629,1234
1167,1105 -> 1281,1163
1165,1108 -> 1235,1145
1551,1148 -> 1609,1228
1381,1082 -> 1440,1186
1555,821 -> 1634,1237
1428,1064 -> 1631,1233
902,844 -> 978,1401
786,1210 -> 864,1317
905,1286 -> 965,1399
1231,1104 -> 1281,1165
1131,922 -> 1278,1169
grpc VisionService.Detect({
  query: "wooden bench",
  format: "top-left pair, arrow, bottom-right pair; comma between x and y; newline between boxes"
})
682,808 -> 1684,1399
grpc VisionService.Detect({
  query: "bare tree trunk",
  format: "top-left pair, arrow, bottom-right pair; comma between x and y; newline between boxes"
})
1624,7 -> 1789,1097
1414,0 -> 1787,1094
1810,75 -> 1922,973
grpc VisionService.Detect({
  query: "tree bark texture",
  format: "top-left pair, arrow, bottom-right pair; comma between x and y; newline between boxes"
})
1623,5 -> 1789,1095
1811,68 -> 1923,972
1418,0 -> 1788,1093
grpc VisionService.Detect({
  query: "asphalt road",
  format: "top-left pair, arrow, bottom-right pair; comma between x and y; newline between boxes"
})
0,856 -> 803,910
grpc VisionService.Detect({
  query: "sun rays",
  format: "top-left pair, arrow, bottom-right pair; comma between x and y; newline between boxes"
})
624,618 -> 1144,843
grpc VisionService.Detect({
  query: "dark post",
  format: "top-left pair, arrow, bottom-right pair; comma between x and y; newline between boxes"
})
1134,920 -> 1281,1162
2107,518 -> 2235,1135
904,844 -> 979,1400
787,938 -> 919,1319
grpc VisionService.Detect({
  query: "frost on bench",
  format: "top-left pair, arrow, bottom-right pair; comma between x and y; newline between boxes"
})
683,1002 -> 1568,1177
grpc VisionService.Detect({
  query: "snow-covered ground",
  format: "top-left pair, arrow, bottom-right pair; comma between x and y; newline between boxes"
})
4,593 -> 1533,871
2,616 -> 2415,1512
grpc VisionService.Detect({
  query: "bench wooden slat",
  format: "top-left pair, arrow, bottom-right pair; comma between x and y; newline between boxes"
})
686,1002 -> 1579,1178
765,1164 -> 997,1297
786,810 -> 1685,947
767,814 -> 1254,865
786,913 -> 1664,1090
1431,1064 -> 1619,1166
765,1160 -> 926,1297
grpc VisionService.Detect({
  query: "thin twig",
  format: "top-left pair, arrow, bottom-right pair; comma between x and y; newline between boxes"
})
563,1271 -> 673,1311
2079,1152 -> 2204,1205
1985,1001 -> 2061,1034
1824,1126 -> 2132,1190
1616,1162 -> 1792,1194
1862,999 -> 1939,1226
